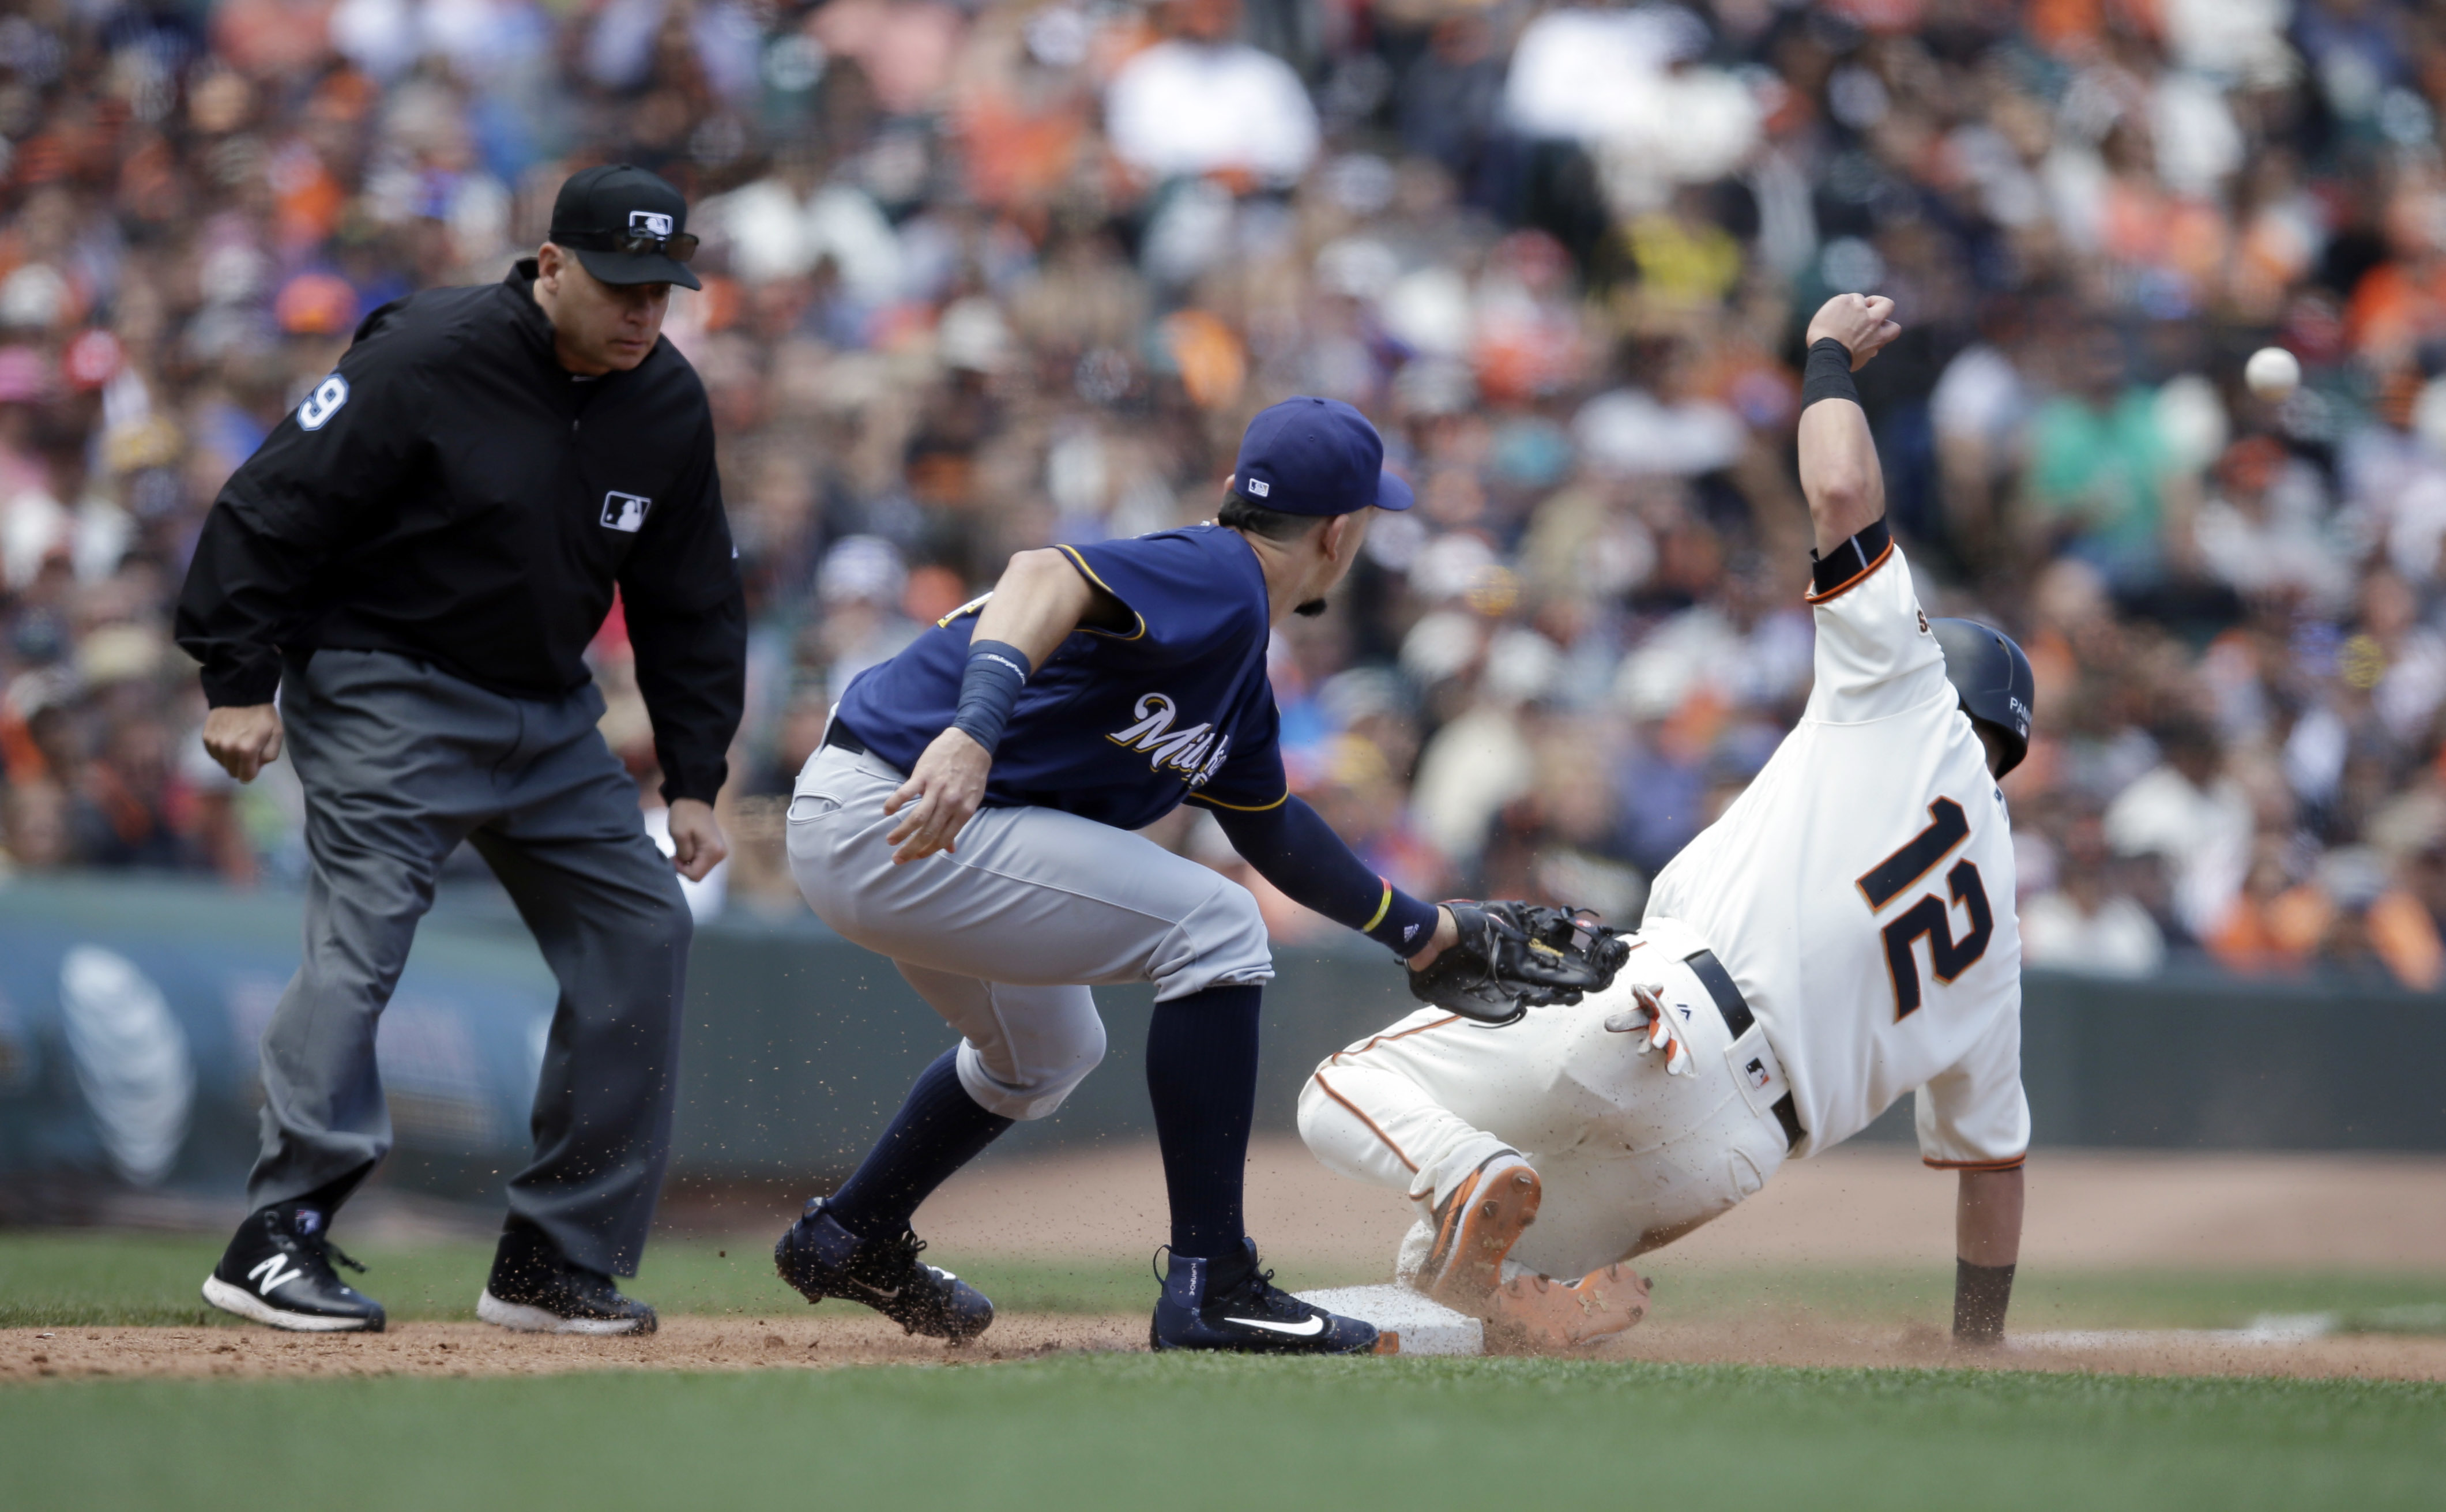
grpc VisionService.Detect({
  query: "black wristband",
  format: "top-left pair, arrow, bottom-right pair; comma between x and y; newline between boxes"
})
951,639 -> 1032,755
1800,337 -> 1860,410
1952,1259 -> 2015,1345
1808,515 -> 1891,597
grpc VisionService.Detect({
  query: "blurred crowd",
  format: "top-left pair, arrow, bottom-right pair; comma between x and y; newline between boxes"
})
2,0 -> 2445,989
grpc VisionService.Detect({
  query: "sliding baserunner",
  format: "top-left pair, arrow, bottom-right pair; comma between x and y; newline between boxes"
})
1301,295 -> 2035,1353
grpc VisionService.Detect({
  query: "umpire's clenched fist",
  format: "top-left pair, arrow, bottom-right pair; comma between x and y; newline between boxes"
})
203,704 -> 285,783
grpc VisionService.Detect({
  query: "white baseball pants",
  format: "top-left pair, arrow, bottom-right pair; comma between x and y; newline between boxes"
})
787,742 -> 1274,1120
1297,949 -> 1791,1284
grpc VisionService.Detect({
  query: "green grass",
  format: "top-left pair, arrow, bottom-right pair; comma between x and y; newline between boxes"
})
8,1229 -> 2446,1334
0,1230 -> 1193,1327
4,1354 -> 2443,1511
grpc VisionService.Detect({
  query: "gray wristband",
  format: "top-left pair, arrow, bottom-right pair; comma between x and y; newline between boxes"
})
951,639 -> 1032,755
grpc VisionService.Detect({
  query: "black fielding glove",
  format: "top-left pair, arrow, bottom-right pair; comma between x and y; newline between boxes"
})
1406,901 -> 1632,1026
1952,1259 -> 2015,1346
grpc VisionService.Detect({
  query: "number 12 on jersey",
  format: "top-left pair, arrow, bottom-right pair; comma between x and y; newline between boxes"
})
1856,798 -> 1994,1020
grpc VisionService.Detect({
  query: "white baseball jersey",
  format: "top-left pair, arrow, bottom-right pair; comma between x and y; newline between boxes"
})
1642,537 -> 2029,1169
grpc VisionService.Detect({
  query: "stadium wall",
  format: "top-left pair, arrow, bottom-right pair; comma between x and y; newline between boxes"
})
0,878 -> 2438,1214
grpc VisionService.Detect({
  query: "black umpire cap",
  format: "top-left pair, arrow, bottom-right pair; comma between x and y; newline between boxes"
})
1931,618 -> 2035,777
548,165 -> 702,291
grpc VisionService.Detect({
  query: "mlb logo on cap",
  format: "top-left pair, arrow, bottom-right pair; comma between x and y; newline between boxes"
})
548,164 -> 702,291
1231,396 -> 1416,517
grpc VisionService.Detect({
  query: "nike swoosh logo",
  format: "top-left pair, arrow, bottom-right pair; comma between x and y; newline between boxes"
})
1226,1315 -> 1325,1337
845,1280 -> 901,1300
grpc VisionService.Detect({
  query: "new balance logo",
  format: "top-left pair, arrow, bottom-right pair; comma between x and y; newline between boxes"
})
249,1254 -> 307,1295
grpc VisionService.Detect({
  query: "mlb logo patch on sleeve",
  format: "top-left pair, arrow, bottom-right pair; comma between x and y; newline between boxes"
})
601,491 -> 652,532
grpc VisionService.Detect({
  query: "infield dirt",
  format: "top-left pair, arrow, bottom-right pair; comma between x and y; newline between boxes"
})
8,1310 -> 2446,1384
899,1136 -> 2446,1272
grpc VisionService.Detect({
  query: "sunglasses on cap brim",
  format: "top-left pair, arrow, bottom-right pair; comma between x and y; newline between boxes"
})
558,230 -> 701,264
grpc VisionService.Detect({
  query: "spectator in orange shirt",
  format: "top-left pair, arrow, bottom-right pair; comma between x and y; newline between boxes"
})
2214,838 -> 2443,989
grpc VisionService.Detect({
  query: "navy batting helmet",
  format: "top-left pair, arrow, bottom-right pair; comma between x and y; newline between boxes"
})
1930,618 -> 2035,777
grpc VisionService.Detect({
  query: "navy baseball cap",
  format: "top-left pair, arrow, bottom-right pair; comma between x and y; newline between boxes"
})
1232,397 -> 1415,516
548,164 -> 701,291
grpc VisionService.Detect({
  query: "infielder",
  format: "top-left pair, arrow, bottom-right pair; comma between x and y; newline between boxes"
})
175,166 -> 743,1336
1299,294 -> 2035,1352
774,397 -> 1463,1354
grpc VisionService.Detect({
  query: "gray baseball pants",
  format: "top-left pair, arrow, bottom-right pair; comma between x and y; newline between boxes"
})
248,648 -> 692,1277
785,740 -> 1274,1120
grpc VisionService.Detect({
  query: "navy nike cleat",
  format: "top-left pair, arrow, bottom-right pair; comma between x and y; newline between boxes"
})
1150,1240 -> 1391,1355
774,1198 -> 994,1341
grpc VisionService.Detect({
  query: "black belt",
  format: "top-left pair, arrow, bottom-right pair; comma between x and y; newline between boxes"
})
1683,949 -> 1805,1153
822,720 -> 868,757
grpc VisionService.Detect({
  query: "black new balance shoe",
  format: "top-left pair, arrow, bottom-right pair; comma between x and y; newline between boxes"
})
773,1198 -> 994,1341
476,1222 -> 658,1336
1150,1240 -> 1389,1355
202,1202 -> 386,1333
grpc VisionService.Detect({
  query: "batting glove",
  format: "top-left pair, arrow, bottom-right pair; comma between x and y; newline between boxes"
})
1604,983 -> 1694,1076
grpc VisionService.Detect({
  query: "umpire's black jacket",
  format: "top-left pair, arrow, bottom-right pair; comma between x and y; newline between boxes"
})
175,260 -> 746,804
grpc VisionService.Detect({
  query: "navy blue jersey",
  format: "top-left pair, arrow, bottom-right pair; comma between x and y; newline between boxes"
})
833,525 -> 1287,831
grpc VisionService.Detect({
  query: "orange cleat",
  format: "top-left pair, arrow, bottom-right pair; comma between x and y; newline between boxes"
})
1418,1152 -> 1541,1311
1482,1263 -> 1651,1355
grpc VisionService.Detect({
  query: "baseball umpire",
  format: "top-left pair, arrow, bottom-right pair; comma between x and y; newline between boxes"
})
1299,294 -> 2033,1353
773,397 -> 1469,1355
174,165 -> 744,1336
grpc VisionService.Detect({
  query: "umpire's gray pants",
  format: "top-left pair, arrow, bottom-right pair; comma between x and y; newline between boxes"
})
250,648 -> 691,1277
786,742 -> 1273,1120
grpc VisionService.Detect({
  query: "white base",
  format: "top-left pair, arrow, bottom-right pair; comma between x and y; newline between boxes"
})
1296,1284 -> 1484,1357
476,1288 -> 651,1336
2019,1317 -> 2337,1350
202,1274 -> 379,1333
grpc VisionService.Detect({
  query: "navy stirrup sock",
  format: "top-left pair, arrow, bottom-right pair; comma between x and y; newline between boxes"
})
1145,983 -> 1263,1262
823,1048 -> 1014,1240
